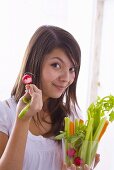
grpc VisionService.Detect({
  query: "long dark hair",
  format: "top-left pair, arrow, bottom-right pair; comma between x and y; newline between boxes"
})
11,25 -> 81,136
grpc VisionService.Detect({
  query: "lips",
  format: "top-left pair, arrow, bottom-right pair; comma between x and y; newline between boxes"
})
52,83 -> 67,90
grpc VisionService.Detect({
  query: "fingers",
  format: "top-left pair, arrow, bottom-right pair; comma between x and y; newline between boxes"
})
19,84 -> 39,104
61,163 -> 67,170
26,84 -> 41,95
94,154 -> 100,168
19,84 -> 32,104
17,84 -> 43,119
70,164 -> 76,170
25,84 -> 42,101
62,163 -> 90,170
84,164 -> 90,170
62,163 -> 76,170
22,92 -> 31,103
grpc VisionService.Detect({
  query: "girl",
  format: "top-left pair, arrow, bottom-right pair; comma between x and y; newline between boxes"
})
0,25 -> 99,170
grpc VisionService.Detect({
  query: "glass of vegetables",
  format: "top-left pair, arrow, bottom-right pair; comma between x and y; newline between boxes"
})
55,95 -> 114,169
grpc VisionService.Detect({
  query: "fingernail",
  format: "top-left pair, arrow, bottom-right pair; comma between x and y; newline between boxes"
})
84,164 -> 89,169
71,164 -> 75,167
25,85 -> 31,93
97,154 -> 100,157
25,84 -> 30,89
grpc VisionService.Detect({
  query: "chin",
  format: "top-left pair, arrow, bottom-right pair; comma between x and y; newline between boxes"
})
50,93 -> 63,99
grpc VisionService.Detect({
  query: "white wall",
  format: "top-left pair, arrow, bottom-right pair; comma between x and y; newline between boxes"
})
0,0 -> 114,169
97,0 -> 114,169
0,0 -> 93,114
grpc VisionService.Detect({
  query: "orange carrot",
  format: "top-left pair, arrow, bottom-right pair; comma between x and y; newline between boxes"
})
98,120 -> 109,141
70,121 -> 74,135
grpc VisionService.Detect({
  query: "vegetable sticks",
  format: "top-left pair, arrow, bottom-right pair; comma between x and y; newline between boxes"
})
70,121 -> 74,135
55,94 -> 114,168
93,118 -> 106,141
98,120 -> 109,141
65,117 -> 70,136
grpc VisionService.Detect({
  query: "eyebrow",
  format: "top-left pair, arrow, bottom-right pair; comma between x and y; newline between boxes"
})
49,57 -> 64,63
50,57 -> 79,69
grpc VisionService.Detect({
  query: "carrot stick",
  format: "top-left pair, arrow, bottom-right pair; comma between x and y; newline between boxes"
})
69,121 -> 74,135
98,120 -> 109,141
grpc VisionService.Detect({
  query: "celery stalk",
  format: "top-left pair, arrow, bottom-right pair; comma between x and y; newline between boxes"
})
64,117 -> 70,165
75,119 -> 79,133
86,140 -> 98,166
93,118 -> 106,141
18,103 -> 30,118
65,117 -> 70,137
86,140 -> 92,166
85,118 -> 94,140
79,118 -> 94,162
86,133 -> 93,166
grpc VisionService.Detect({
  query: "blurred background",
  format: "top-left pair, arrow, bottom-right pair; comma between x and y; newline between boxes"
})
0,0 -> 114,169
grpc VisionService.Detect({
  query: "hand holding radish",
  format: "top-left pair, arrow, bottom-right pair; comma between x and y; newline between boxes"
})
17,73 -> 43,120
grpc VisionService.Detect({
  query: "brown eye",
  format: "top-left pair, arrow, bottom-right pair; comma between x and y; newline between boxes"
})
51,63 -> 60,69
69,67 -> 76,73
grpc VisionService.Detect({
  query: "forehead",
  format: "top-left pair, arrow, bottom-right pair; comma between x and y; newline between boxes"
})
44,48 -> 75,66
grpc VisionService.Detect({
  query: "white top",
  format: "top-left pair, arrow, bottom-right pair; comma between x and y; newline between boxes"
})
0,97 -> 62,170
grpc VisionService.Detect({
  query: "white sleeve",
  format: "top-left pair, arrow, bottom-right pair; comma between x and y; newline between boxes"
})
0,101 -> 10,135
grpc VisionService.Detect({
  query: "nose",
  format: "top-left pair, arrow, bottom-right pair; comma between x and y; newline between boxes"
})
59,69 -> 70,82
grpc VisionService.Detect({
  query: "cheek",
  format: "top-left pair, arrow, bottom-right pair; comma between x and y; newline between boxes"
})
72,74 -> 75,80
42,70 -> 57,83
70,74 -> 75,83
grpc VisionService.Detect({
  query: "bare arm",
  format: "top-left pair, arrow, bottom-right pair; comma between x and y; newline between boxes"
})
0,119 -> 30,170
0,84 -> 43,170
0,132 -> 8,158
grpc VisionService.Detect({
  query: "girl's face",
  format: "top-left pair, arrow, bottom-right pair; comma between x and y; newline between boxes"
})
40,48 -> 76,101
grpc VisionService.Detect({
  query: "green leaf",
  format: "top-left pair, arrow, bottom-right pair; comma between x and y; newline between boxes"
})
55,132 -> 66,140
109,111 -> 114,122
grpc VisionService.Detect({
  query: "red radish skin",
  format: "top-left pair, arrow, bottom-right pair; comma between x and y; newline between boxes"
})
22,74 -> 32,84
67,148 -> 76,157
74,157 -> 83,166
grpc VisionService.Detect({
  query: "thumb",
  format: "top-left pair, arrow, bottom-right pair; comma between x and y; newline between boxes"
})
62,162 -> 67,170
22,86 -> 31,104
84,164 -> 90,170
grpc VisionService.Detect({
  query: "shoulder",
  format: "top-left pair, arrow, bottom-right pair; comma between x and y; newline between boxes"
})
70,104 -> 84,121
0,97 -> 16,114
0,97 -> 17,135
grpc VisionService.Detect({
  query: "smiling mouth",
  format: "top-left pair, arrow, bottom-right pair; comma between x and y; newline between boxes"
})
52,84 -> 67,90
